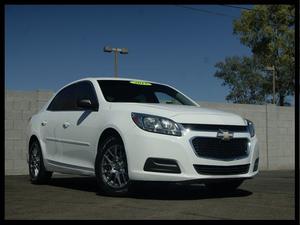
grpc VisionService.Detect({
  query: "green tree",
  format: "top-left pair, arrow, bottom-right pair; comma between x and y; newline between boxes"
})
215,56 -> 268,104
233,5 -> 295,106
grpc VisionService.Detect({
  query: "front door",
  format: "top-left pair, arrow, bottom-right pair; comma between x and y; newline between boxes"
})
53,81 -> 100,172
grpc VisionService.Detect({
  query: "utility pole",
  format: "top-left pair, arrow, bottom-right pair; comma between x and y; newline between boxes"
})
266,66 -> 276,104
104,46 -> 128,78
114,50 -> 118,77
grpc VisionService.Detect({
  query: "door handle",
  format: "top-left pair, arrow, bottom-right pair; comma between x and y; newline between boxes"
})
41,121 -> 47,126
62,122 -> 70,129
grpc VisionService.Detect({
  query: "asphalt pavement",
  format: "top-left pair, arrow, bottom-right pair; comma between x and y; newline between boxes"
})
5,170 -> 295,220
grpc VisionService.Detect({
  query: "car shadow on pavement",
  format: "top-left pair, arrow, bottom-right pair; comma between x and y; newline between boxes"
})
48,176 -> 252,200
49,176 -> 99,192
127,182 -> 252,200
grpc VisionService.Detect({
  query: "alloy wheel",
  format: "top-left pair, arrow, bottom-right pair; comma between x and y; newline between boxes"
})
101,144 -> 129,189
29,143 -> 41,178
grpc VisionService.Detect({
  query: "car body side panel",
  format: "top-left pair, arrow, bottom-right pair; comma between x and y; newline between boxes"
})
52,110 -> 101,170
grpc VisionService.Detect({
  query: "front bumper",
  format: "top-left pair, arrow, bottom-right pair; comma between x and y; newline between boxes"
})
124,126 -> 259,182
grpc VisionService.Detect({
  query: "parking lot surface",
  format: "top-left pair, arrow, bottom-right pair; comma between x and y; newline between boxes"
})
5,170 -> 295,220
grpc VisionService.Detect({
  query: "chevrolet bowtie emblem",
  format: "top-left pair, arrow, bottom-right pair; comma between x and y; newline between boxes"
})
217,129 -> 234,141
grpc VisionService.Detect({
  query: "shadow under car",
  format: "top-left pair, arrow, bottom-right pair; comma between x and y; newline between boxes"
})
46,176 -> 253,200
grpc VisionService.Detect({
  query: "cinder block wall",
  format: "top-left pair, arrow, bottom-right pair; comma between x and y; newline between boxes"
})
4,90 -> 295,175
5,90 -> 54,175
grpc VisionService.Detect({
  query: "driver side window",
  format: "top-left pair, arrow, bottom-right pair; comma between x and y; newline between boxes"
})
47,81 -> 98,111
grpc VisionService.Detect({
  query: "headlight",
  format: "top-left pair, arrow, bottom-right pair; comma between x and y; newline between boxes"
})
246,119 -> 255,137
131,112 -> 182,136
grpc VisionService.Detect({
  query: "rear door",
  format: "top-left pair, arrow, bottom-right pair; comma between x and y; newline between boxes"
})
43,83 -> 79,165
39,110 -> 60,162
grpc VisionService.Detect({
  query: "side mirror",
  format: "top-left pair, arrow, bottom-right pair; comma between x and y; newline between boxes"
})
77,99 -> 97,110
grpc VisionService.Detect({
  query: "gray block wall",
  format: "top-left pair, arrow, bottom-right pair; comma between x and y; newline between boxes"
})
5,90 -> 295,175
5,90 -> 54,175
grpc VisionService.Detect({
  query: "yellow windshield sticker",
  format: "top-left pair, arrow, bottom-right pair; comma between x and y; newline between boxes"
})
130,81 -> 152,86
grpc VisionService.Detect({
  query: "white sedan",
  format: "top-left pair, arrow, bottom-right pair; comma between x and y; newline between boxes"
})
27,77 -> 259,196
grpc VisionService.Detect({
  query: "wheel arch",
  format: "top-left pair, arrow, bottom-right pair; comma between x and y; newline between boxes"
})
97,128 -> 124,154
29,135 -> 40,152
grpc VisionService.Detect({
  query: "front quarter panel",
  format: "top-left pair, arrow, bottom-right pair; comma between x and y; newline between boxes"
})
94,108 -> 136,174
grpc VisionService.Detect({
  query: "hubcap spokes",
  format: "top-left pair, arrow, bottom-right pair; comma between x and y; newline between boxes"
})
102,145 -> 129,189
30,144 -> 40,177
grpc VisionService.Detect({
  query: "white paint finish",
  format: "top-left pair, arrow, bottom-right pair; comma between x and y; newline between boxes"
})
26,78 -> 259,181
45,137 -> 90,146
33,111 -> 60,163
51,111 -> 99,169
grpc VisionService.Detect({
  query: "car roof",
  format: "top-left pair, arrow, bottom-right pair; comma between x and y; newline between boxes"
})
52,76 -> 199,107
74,76 -> 165,86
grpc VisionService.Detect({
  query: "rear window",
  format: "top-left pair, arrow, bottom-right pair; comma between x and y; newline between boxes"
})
98,80 -> 195,106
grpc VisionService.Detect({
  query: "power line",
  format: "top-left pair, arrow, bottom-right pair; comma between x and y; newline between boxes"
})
174,5 -> 238,19
220,4 -> 252,11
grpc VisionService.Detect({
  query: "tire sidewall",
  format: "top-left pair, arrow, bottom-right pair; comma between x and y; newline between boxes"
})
29,140 -> 41,182
29,140 -> 52,184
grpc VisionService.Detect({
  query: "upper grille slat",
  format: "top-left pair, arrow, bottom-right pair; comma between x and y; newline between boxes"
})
192,137 -> 249,160
182,124 -> 248,132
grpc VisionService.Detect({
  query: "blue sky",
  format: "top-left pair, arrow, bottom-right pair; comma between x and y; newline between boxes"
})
5,5 -> 253,103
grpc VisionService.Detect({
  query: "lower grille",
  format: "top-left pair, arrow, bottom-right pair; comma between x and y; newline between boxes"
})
192,137 -> 249,160
194,164 -> 250,175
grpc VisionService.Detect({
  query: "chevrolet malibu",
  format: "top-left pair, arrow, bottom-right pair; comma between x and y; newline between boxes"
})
27,78 -> 259,196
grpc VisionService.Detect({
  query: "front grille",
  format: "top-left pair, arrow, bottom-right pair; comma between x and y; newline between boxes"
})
192,137 -> 249,160
194,164 -> 250,175
181,124 -> 248,132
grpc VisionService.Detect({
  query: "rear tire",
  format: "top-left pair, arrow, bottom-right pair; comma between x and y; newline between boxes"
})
29,139 -> 52,184
95,136 -> 130,196
205,180 -> 243,192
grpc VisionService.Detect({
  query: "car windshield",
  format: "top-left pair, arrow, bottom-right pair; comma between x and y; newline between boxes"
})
98,80 -> 196,106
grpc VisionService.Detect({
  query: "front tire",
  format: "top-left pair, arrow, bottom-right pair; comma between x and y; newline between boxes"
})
29,139 -> 52,184
95,136 -> 130,196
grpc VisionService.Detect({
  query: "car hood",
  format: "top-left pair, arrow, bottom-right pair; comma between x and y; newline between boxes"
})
110,103 -> 246,125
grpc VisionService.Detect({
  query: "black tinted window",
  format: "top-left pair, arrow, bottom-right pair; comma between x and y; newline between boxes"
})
47,83 -> 77,111
98,80 -> 195,106
47,81 -> 98,111
77,82 -> 99,110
